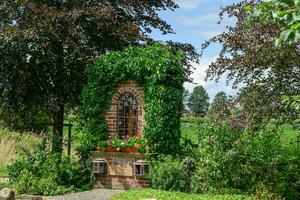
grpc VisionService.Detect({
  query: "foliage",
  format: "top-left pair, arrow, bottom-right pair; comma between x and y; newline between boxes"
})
211,91 -> 228,106
202,0 -> 300,128
112,189 -> 254,200
0,108 -> 51,133
190,115 -> 300,199
209,91 -> 232,116
282,94 -> 300,111
0,166 -> 7,177
187,85 -> 210,116
147,156 -> 191,192
246,0 -> 300,45
79,44 -> 184,155
109,137 -> 126,151
8,138 -> 91,195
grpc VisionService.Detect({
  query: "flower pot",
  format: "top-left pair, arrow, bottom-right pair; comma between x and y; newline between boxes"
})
122,147 -> 138,153
96,146 -> 102,151
132,135 -> 141,139
106,145 -> 118,152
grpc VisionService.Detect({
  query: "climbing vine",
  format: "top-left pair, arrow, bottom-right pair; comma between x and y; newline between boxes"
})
79,44 -> 184,155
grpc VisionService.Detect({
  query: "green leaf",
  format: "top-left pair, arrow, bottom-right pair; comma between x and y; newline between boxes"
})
290,22 -> 300,30
275,38 -> 281,47
253,10 -> 262,17
279,29 -> 293,41
295,0 -> 300,8
244,5 -> 252,12
246,16 -> 254,28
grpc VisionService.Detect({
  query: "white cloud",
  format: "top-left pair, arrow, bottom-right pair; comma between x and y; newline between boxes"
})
176,12 -> 236,39
184,57 -> 239,101
177,13 -> 218,27
176,0 -> 206,10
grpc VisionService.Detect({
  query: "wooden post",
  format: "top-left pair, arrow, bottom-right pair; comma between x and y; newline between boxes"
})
67,124 -> 72,156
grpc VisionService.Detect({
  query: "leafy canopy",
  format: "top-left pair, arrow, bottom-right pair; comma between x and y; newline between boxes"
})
202,0 -> 300,128
246,0 -> 300,45
246,0 -> 300,120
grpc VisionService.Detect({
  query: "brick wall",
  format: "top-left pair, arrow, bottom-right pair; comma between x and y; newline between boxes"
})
105,80 -> 145,138
92,152 -> 150,189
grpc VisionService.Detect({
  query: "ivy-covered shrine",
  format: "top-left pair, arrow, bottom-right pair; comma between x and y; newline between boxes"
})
80,44 -> 184,189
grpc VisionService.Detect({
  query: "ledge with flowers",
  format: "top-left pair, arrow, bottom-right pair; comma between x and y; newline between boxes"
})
95,134 -> 146,154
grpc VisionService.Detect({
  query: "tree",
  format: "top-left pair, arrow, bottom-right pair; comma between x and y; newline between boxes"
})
202,0 -> 300,128
209,91 -> 231,116
188,85 -> 209,116
246,0 -> 300,45
0,1 -> 198,153
211,91 -> 228,107
183,89 -> 190,111
247,0 -> 300,118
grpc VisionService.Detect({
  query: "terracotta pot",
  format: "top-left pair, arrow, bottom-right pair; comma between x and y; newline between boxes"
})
122,147 -> 138,153
106,145 -> 118,152
132,135 -> 141,139
96,146 -> 102,151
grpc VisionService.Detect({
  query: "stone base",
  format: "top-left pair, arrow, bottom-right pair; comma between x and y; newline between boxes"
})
91,152 -> 150,189
94,176 -> 150,190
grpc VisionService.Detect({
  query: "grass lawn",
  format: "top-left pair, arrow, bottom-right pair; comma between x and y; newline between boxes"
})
0,166 -> 8,177
112,189 -> 254,200
181,122 -> 198,143
0,182 -> 11,190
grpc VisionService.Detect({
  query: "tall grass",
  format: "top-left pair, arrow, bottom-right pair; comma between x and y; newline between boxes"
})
0,128 -> 40,172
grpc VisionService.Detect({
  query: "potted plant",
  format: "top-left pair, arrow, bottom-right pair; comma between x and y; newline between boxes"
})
107,137 -> 125,152
122,138 -> 139,153
96,141 -> 106,151
122,138 -> 146,153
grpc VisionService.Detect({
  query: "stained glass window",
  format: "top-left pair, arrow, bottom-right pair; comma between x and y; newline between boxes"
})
117,92 -> 138,138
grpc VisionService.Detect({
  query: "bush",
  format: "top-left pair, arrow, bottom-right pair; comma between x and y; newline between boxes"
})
190,115 -> 300,199
8,137 -> 92,195
147,156 -> 190,192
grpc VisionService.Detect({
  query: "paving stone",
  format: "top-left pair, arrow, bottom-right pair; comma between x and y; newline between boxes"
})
48,189 -> 122,200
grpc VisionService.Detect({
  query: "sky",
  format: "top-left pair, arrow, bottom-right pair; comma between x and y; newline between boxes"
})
150,0 -> 240,101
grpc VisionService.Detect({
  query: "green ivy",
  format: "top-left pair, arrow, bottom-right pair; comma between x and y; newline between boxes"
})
79,44 -> 184,155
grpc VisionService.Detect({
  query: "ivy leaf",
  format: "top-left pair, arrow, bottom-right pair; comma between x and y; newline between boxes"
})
279,29 -> 293,41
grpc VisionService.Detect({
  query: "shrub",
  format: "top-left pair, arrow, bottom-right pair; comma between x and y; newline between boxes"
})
8,137 -> 92,195
147,156 -> 190,192
191,115 -> 300,199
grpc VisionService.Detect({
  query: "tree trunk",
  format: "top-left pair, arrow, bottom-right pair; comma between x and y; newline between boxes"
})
52,104 -> 64,154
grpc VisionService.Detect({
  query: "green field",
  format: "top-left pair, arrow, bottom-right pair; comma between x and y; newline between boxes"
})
112,189 -> 254,200
181,120 -> 299,146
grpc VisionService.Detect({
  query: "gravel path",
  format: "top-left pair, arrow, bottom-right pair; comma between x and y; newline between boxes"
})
48,189 -> 123,200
